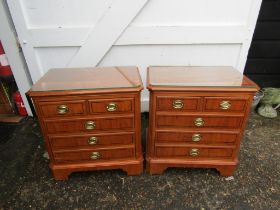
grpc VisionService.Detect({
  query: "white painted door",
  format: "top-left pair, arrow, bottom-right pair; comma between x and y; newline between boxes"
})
7,0 -> 262,111
7,0 -> 148,83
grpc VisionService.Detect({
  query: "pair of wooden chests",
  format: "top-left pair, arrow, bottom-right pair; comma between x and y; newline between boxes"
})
27,66 -> 259,180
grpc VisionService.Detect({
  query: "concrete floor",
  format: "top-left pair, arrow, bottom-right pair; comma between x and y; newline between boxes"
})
0,112 -> 279,209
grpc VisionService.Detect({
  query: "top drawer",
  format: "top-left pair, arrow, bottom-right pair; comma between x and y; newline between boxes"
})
204,97 -> 248,112
157,96 -> 200,112
39,100 -> 86,117
89,98 -> 134,114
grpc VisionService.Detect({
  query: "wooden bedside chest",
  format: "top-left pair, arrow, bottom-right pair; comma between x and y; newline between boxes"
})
147,66 -> 259,176
27,66 -> 143,180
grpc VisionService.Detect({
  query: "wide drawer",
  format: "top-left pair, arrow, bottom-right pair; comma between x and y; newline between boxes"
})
89,98 -> 134,114
157,96 -> 200,111
156,131 -> 238,144
44,115 -> 134,134
49,132 -> 134,150
156,114 -> 243,129
204,97 -> 248,112
39,100 -> 87,117
156,146 -> 233,158
53,147 -> 134,163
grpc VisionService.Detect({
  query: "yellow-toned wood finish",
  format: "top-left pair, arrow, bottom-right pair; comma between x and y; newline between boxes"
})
27,66 -> 143,180
147,66 -> 259,176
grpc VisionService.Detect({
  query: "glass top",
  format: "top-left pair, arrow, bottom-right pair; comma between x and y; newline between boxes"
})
30,66 -> 142,92
148,66 -> 257,88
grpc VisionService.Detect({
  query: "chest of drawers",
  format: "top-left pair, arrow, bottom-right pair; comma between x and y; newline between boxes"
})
147,66 -> 259,176
27,67 -> 143,180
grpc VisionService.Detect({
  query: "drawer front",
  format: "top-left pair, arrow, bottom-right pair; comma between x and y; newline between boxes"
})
50,132 -> 134,150
44,116 -> 134,134
157,96 -> 200,111
39,100 -> 87,117
53,148 -> 134,162
204,97 -> 247,112
156,131 -> 238,144
156,115 -> 243,129
156,146 -> 233,158
89,98 -> 134,114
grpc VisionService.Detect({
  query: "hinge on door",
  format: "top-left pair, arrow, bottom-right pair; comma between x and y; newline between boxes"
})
15,36 -> 22,52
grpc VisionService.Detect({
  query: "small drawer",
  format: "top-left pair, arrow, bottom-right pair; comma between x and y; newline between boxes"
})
157,96 -> 200,111
39,100 -> 86,117
204,97 -> 248,112
156,146 -> 233,158
156,114 -> 243,129
156,131 -> 238,144
44,115 -> 134,134
89,98 -> 133,114
50,132 -> 134,150
53,147 -> 134,163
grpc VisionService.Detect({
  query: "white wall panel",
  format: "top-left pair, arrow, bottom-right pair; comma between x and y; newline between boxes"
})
6,0 -> 262,113
132,0 -> 253,26
21,0 -> 111,27
35,47 -> 79,73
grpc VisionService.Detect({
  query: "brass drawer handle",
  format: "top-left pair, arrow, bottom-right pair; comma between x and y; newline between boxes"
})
106,103 -> 118,112
194,118 -> 204,127
85,121 -> 96,130
189,148 -> 199,157
192,134 -> 202,142
220,101 -> 231,110
90,151 -> 100,160
88,136 -> 98,145
57,105 -> 69,114
173,100 -> 184,109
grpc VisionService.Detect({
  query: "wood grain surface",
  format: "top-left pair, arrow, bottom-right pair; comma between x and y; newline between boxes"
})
147,66 -> 259,176
27,67 -> 143,180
